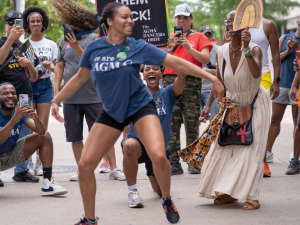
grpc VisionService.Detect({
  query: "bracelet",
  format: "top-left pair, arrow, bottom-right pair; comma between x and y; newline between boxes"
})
245,53 -> 252,58
50,101 -> 61,107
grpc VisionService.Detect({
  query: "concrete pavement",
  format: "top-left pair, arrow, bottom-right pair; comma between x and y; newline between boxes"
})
0,106 -> 300,225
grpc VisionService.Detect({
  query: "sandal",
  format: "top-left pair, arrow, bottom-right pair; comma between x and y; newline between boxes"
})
242,199 -> 260,210
214,194 -> 238,205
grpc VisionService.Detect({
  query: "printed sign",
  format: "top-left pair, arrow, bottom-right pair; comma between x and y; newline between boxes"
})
13,39 -> 39,75
96,0 -> 170,48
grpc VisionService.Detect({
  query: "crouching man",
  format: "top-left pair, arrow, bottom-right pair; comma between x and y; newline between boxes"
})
0,83 -> 67,196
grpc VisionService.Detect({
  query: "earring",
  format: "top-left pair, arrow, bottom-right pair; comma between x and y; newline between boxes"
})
224,30 -> 231,41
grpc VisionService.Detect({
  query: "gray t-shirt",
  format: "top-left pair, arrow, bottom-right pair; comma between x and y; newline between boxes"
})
202,44 -> 219,92
56,33 -> 101,104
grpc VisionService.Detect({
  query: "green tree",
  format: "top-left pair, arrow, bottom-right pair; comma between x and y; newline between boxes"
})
0,0 -> 96,45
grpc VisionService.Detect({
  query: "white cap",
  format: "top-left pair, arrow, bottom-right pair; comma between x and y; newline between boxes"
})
174,4 -> 192,17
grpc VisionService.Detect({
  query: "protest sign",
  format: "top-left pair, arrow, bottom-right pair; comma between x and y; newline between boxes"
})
96,0 -> 170,48
13,39 -> 39,75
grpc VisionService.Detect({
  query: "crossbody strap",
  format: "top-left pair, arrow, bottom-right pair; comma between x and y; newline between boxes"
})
0,55 -> 14,72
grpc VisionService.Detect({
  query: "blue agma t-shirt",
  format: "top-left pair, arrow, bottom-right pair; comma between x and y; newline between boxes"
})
79,37 -> 167,123
0,110 -> 30,154
128,85 -> 180,151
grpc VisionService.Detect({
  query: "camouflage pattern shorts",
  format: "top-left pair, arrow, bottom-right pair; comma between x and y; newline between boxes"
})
0,137 -> 26,171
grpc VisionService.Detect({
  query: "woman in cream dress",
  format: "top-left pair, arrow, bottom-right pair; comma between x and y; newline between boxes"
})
199,11 -> 270,210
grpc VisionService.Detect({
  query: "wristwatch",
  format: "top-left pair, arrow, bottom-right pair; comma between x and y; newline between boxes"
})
274,77 -> 281,82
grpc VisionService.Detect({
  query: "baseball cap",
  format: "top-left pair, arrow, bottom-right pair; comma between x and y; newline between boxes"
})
5,11 -> 22,22
200,25 -> 214,35
174,4 -> 192,17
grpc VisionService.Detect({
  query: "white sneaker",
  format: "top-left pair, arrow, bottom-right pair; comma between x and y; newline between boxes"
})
34,159 -> 43,176
27,157 -> 35,175
99,159 -> 110,173
128,189 -> 144,208
109,169 -> 126,181
41,177 -> 68,196
266,151 -> 274,163
70,171 -> 79,181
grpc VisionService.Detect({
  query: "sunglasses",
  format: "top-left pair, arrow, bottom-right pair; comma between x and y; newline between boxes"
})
6,21 -> 15,26
223,19 -> 233,26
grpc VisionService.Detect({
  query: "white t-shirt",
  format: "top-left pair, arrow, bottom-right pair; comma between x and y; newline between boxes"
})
29,38 -> 58,79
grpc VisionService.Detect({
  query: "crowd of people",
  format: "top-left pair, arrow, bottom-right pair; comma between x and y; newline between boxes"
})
0,1 -> 299,224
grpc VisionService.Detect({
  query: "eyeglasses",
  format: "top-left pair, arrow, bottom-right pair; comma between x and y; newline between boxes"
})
6,21 -> 15,26
175,16 -> 190,21
223,19 -> 233,26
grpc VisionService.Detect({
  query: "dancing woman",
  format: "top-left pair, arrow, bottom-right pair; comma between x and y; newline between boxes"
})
50,1 -> 224,224
199,10 -> 270,210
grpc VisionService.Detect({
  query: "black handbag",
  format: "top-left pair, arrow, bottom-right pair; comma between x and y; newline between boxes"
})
218,59 -> 258,146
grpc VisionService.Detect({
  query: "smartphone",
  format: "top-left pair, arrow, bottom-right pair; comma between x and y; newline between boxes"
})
64,29 -> 82,42
19,94 -> 29,106
296,50 -> 300,68
174,26 -> 183,37
15,19 -> 23,29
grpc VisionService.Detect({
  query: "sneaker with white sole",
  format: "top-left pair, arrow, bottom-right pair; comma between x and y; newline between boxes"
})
41,177 -> 68,196
109,169 -> 126,181
34,159 -> 43,176
27,157 -> 35,175
128,189 -> 144,208
266,151 -> 274,163
162,198 -> 180,224
99,159 -> 110,173
70,171 -> 79,181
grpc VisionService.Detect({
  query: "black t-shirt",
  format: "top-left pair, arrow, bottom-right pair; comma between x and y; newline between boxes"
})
0,36 -> 33,99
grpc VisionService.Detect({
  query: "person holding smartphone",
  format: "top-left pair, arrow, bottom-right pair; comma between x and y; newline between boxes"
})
22,6 -> 58,176
0,83 -> 67,196
0,11 -> 39,184
49,1 -> 224,224
163,4 -> 212,175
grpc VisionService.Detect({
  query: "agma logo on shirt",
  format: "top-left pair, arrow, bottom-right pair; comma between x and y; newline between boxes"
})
93,60 -> 133,72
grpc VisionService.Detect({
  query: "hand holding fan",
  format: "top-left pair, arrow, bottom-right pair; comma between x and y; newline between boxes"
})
233,0 -> 263,50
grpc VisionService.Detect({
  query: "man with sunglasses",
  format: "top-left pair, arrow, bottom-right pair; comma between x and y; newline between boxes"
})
0,11 -> 38,185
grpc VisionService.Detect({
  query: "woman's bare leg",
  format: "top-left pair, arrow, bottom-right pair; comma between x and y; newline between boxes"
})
78,123 -> 122,220
134,115 -> 171,198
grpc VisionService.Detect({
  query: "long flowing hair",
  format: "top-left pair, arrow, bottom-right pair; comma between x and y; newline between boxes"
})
49,0 -> 126,31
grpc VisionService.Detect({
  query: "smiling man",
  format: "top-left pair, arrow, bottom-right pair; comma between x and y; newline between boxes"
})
0,11 -> 39,184
0,83 -> 67,196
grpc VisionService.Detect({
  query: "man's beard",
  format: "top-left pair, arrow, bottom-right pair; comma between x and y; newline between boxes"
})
0,100 -> 15,111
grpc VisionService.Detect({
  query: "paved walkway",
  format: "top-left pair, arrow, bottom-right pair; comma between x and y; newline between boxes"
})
0,106 -> 299,224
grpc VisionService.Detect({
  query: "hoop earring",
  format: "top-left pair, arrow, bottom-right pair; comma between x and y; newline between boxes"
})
224,30 -> 231,41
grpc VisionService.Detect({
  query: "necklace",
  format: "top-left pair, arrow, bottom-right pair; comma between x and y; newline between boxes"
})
153,89 -> 161,105
106,36 -> 130,60
229,42 -> 242,58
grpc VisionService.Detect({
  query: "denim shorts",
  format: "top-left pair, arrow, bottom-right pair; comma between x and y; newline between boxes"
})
31,77 -> 53,104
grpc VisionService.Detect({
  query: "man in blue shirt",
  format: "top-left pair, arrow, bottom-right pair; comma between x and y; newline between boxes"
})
0,83 -> 67,196
121,64 -> 184,208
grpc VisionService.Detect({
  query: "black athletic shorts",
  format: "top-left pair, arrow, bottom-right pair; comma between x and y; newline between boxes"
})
121,136 -> 170,177
63,103 -> 103,142
95,101 -> 158,131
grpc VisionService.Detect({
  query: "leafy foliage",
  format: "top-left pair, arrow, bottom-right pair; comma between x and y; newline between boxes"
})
0,0 -> 96,45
